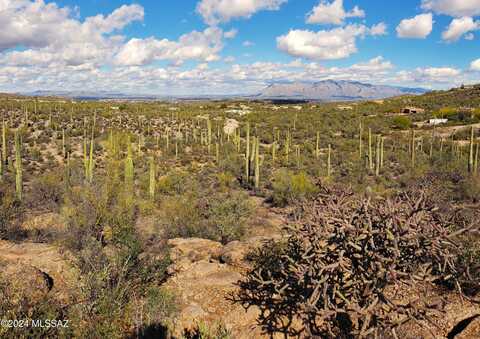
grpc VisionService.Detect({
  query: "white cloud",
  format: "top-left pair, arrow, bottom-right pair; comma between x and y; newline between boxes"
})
465,32 -> 475,40
421,0 -> 480,17
349,56 -> 393,72
0,1 -> 143,51
395,67 -> 462,84
0,1 -> 143,68
224,29 -> 238,38
442,17 -> 479,41
471,58 -> 480,71
396,13 -> 433,39
243,40 -> 255,47
115,27 -> 225,66
306,0 -> 365,25
370,22 -> 388,36
196,0 -> 287,25
277,24 -> 379,60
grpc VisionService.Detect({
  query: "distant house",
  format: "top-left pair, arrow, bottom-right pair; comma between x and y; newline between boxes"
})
428,119 -> 448,126
402,107 -> 425,114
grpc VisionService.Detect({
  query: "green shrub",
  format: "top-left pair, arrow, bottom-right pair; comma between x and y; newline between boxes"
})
392,115 -> 412,129
162,190 -> 252,244
270,169 -> 317,206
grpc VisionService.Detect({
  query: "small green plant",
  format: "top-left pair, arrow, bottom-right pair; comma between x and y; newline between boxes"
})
270,169 -> 317,206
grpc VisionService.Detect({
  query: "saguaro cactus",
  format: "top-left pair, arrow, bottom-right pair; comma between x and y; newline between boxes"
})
207,118 -> 212,153
149,156 -> 156,200
254,137 -> 260,189
468,126 -> 475,173
245,122 -> 250,181
15,131 -> 22,201
375,136 -> 381,176
316,131 -> 320,159
359,121 -> 363,158
125,138 -> 134,189
2,119 -> 7,166
410,130 -> 416,168
327,144 -> 332,178
368,128 -> 373,170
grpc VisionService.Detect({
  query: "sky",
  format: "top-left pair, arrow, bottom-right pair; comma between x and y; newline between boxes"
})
1,0 -> 480,95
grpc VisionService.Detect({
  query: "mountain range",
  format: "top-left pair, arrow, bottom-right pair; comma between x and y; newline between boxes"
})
20,80 -> 427,101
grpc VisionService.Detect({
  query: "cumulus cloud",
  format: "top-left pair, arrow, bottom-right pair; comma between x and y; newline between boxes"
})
196,0 -> 287,25
114,27 -> 225,66
277,24 -> 384,60
421,0 -> 480,17
396,13 -> 433,39
442,17 -> 479,41
396,67 -> 463,85
0,1 -> 143,50
349,56 -> 393,72
0,1 -> 144,68
370,22 -> 388,36
471,59 -> 480,71
306,0 -> 365,25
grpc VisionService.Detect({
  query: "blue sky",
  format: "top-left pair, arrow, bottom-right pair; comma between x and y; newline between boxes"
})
1,0 -> 479,94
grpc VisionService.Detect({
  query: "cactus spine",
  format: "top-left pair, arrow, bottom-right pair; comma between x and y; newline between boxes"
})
15,130 -> 22,201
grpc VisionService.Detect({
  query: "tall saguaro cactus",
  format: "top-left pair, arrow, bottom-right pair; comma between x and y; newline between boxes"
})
468,126 -> 475,173
359,121 -> 363,158
368,128 -> 373,170
410,130 -> 416,168
2,119 -> 7,166
15,130 -> 22,201
254,137 -> 260,189
149,156 -> 156,200
327,144 -> 332,178
125,138 -> 134,191
245,122 -> 250,181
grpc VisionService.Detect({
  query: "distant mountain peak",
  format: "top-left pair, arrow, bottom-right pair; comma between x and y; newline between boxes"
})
257,80 -> 426,101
